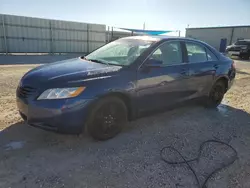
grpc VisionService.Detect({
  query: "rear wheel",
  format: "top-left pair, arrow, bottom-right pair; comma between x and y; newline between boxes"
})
205,81 -> 226,108
86,96 -> 127,140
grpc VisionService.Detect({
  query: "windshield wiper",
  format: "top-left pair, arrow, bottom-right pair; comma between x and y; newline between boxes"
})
81,56 -> 124,66
85,58 -> 110,66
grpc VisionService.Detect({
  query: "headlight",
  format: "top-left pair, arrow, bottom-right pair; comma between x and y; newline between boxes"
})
241,46 -> 247,49
37,87 -> 85,100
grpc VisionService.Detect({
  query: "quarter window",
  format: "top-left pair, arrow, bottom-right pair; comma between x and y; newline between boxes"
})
206,49 -> 218,61
149,41 -> 182,65
186,42 -> 207,63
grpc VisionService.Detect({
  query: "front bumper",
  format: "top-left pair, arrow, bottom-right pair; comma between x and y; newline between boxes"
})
16,96 -> 94,134
227,50 -> 249,57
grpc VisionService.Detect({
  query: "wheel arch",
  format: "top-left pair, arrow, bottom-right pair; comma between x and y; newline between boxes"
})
94,91 -> 135,120
214,76 -> 229,91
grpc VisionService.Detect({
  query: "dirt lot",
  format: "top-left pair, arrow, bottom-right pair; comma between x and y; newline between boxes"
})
0,60 -> 250,188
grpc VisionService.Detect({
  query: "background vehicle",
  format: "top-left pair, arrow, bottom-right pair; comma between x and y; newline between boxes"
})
16,36 -> 236,140
226,39 -> 250,60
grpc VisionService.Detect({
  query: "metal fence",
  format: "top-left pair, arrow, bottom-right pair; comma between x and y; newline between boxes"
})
0,14 -> 106,54
106,28 -> 138,42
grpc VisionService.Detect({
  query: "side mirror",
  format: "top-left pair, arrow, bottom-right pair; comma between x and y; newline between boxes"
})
144,58 -> 163,68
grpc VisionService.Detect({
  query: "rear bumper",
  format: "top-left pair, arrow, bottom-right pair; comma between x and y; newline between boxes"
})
17,96 -> 94,134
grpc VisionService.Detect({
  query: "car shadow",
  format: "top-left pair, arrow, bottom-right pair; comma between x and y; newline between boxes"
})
1,104 -> 250,187
237,70 -> 250,75
1,104 -> 250,152
0,121 -> 92,153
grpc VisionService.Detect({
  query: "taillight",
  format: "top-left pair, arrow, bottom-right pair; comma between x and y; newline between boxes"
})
232,60 -> 236,69
229,60 -> 236,79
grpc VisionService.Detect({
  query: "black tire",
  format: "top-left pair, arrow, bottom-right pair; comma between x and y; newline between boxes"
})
242,55 -> 250,60
86,96 -> 127,140
205,81 -> 226,108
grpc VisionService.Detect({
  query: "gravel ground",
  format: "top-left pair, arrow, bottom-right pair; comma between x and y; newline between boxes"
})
0,60 -> 250,188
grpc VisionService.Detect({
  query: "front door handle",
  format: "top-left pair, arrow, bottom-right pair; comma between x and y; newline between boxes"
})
214,64 -> 219,69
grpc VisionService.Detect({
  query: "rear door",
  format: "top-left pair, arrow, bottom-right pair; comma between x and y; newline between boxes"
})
136,40 -> 191,112
184,41 -> 219,97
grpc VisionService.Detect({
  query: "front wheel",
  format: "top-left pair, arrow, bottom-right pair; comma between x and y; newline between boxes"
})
86,96 -> 127,140
240,54 -> 250,60
205,81 -> 226,108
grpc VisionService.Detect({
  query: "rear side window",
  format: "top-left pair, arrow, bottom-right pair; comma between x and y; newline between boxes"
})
206,49 -> 218,61
186,42 -> 207,63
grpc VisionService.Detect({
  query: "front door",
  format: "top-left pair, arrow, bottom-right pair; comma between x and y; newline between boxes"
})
136,40 -> 191,112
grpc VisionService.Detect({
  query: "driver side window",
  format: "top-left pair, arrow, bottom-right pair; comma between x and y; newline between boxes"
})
150,41 -> 182,65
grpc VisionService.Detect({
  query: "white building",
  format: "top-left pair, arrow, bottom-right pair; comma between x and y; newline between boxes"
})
186,26 -> 250,50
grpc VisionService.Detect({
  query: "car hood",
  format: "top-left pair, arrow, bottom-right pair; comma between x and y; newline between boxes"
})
227,44 -> 247,49
21,57 -> 122,86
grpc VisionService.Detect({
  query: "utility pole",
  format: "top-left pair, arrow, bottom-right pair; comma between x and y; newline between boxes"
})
143,22 -> 145,30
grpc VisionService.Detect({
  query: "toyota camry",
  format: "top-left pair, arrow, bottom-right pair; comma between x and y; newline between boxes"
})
16,36 -> 236,140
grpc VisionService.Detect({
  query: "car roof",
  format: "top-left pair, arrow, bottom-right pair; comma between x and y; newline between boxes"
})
123,35 -> 202,43
121,35 -> 222,59
238,39 -> 250,42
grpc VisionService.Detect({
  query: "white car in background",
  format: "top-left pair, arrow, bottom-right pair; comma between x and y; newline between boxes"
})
226,39 -> 250,60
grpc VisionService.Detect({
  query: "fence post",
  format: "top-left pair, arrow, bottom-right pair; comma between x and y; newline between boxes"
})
49,21 -> 54,54
107,26 -> 110,43
87,24 -> 90,54
1,14 -> 8,55
111,27 -> 113,41
229,27 -> 235,45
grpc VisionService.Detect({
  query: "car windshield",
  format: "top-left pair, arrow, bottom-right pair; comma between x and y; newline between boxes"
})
235,41 -> 250,45
85,38 -> 156,66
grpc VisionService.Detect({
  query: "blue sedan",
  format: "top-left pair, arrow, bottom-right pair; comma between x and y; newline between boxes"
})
16,36 -> 236,140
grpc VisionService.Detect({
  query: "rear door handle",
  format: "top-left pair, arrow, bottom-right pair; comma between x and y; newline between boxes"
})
213,64 -> 219,69
180,69 -> 188,76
